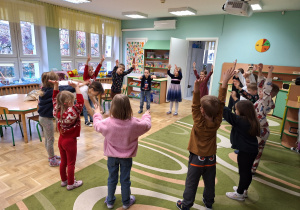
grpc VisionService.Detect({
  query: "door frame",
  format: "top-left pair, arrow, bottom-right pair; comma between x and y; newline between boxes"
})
185,37 -> 219,95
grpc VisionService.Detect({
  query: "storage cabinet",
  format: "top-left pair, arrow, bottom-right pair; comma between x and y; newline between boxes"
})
273,89 -> 288,118
127,76 -> 167,104
281,85 -> 300,148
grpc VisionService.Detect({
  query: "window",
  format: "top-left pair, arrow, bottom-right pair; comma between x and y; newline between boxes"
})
60,29 -> 116,74
0,20 -> 42,80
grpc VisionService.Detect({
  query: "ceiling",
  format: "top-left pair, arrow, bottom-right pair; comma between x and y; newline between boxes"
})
38,0 -> 300,20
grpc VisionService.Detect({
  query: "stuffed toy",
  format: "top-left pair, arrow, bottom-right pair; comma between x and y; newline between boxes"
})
67,69 -> 78,77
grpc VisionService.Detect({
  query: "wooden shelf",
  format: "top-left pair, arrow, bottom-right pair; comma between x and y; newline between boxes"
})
286,101 -> 300,109
145,58 -> 169,61
286,117 -> 298,124
145,67 -> 169,70
128,84 -> 160,91
256,71 -> 300,76
283,129 -> 297,137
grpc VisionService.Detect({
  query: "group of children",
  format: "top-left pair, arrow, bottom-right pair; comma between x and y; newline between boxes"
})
36,57 -> 279,209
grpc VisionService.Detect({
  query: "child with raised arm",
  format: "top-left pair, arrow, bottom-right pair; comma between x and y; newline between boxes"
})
82,55 -> 105,126
223,100 -> 260,201
193,62 -> 213,98
166,64 -> 182,116
176,62 -> 235,210
138,69 -> 156,114
111,59 -> 136,98
83,54 -> 105,81
93,94 -> 151,209
50,80 -> 84,190
252,64 -> 279,174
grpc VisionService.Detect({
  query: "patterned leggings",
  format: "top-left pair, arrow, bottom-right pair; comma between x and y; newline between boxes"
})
252,127 -> 270,173
39,116 -> 55,158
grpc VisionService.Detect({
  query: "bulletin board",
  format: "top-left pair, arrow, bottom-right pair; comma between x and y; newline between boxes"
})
125,38 -> 148,74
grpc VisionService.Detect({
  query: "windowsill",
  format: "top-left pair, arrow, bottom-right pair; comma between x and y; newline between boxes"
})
0,81 -> 40,87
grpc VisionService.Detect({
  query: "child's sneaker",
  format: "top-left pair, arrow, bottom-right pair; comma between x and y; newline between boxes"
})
226,191 -> 245,201
202,197 -> 213,210
173,112 -> 178,116
48,155 -> 61,162
104,196 -> 114,209
138,109 -> 143,114
176,200 -> 189,210
166,111 -> 172,115
67,180 -> 83,190
85,122 -> 93,127
123,195 -> 136,209
61,180 -> 67,187
49,156 -> 60,167
233,186 -> 248,198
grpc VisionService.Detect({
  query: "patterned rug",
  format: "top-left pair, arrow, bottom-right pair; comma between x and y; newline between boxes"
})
6,115 -> 300,210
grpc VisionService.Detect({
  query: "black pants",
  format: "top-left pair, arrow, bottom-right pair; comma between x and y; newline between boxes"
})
237,151 -> 258,194
182,153 -> 216,208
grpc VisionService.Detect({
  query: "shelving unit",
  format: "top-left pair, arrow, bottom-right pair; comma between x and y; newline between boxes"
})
280,85 -> 300,148
127,76 -> 167,104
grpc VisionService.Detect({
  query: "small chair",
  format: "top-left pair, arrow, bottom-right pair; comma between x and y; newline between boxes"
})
102,89 -> 112,113
27,106 -> 42,142
0,107 -> 24,146
122,84 -> 127,95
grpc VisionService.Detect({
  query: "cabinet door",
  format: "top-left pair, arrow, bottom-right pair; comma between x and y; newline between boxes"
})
273,90 -> 288,118
169,37 -> 189,98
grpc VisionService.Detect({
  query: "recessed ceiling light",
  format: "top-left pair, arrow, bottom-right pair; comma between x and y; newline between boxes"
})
168,7 -> 197,16
251,3 -> 262,10
63,0 -> 92,4
122,11 -> 148,19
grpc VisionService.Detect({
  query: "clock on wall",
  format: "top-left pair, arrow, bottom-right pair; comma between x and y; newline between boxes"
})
255,39 -> 270,52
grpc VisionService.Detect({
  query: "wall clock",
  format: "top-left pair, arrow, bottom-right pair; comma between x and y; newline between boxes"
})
255,39 -> 270,52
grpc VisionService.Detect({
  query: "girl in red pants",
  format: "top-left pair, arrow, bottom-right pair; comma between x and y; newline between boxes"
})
50,80 -> 84,190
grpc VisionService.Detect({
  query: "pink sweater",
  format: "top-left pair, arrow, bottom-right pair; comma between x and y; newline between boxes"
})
93,113 -> 151,158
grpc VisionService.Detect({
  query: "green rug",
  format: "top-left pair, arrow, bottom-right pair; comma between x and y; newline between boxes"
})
7,115 -> 300,210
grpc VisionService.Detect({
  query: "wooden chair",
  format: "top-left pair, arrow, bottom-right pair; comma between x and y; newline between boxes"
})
0,107 -> 24,146
27,106 -> 42,142
102,89 -> 112,113
122,84 -> 127,95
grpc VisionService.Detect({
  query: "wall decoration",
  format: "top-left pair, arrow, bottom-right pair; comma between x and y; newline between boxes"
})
255,39 -> 270,52
125,38 -> 148,74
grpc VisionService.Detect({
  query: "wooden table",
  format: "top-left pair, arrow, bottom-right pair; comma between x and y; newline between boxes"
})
0,94 -> 38,143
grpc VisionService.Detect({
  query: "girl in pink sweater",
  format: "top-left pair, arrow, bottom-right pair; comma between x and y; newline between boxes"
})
93,94 -> 151,209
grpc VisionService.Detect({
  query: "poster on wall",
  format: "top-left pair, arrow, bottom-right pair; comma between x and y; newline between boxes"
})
125,38 -> 148,74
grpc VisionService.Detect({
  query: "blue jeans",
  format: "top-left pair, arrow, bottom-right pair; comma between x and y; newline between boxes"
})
107,157 -> 132,206
82,97 -> 94,123
140,90 -> 151,110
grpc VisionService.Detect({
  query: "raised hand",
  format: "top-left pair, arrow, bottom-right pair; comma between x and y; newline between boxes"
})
175,64 -> 178,70
211,65 -> 214,74
167,64 -> 172,70
87,54 -> 91,63
68,81 -> 79,88
94,103 -> 101,114
232,59 -> 237,71
100,55 -> 105,64
222,67 -> 235,85
193,62 -> 196,69
48,80 -> 59,85
131,58 -> 136,68
268,65 -> 274,72
116,59 -> 119,67
194,78 -> 204,93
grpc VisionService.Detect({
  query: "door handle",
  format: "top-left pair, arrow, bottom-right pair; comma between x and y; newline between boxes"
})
187,85 -> 192,88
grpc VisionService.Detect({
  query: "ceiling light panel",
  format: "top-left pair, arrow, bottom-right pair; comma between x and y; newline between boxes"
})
63,0 -> 91,4
168,7 -> 197,16
122,11 -> 148,19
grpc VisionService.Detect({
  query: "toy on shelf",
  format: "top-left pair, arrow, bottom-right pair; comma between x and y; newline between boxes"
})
67,69 -> 78,77
147,52 -> 155,58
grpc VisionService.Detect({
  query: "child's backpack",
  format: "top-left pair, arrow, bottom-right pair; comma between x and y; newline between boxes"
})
296,77 -> 300,85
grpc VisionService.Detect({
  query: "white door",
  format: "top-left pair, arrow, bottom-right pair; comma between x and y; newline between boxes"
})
168,37 -> 189,99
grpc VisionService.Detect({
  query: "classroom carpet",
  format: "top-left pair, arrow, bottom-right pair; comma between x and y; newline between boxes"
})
6,115 -> 300,210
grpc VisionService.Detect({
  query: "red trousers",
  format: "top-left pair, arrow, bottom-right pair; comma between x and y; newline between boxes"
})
58,136 -> 77,185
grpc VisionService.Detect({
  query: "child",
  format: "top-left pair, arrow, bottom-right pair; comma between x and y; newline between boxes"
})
234,81 -> 259,104
166,64 -> 182,116
252,64 -> 279,174
79,81 -> 104,126
83,54 -> 105,81
176,62 -> 235,210
82,55 -> 105,126
93,94 -> 151,209
138,69 -> 156,114
193,62 -> 213,98
50,80 -> 84,190
38,71 -> 61,167
111,59 -> 136,99
223,100 -> 260,201
228,68 -> 244,111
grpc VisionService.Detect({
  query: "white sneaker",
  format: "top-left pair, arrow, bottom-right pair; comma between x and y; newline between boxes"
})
85,122 -> 93,127
226,191 -> 245,201
233,186 -> 248,198
67,180 -> 83,190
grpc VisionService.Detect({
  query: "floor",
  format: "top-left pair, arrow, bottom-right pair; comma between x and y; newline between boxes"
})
0,98 -> 192,209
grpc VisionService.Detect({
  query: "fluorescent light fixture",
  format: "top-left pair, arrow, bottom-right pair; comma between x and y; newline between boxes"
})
168,7 -> 197,16
122,11 -> 148,19
251,3 -> 262,10
63,0 -> 91,4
